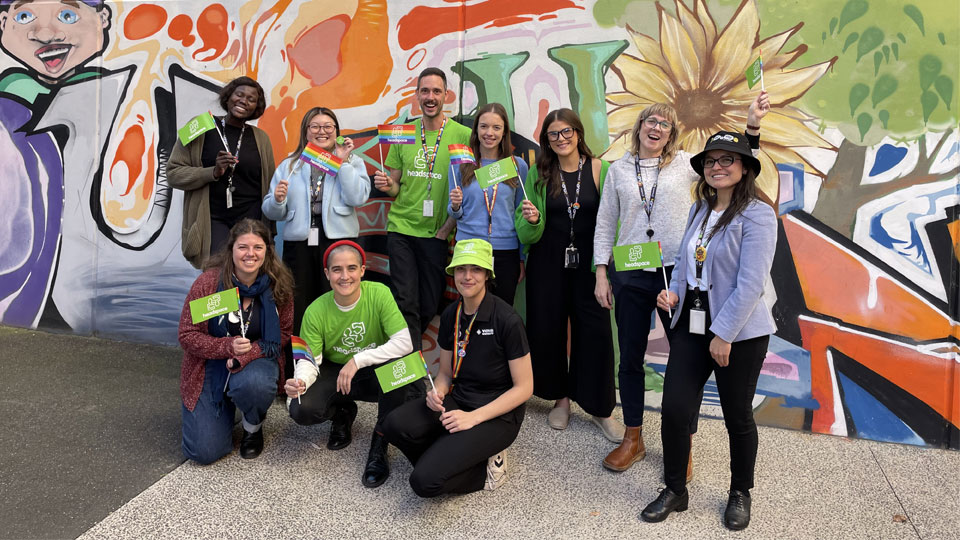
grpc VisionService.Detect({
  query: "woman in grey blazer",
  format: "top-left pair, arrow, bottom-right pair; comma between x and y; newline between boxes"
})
640,131 -> 777,531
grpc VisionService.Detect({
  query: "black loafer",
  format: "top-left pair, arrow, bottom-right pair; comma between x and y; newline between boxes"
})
327,402 -> 358,451
640,487 -> 688,523
362,432 -> 390,488
724,489 -> 752,530
239,428 -> 264,459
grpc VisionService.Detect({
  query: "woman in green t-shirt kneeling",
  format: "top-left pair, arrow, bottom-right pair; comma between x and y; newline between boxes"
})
283,240 -> 415,488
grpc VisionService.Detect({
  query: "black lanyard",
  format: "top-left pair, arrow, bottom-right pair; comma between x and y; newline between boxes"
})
559,157 -> 584,246
420,117 -> 447,192
634,156 -> 660,238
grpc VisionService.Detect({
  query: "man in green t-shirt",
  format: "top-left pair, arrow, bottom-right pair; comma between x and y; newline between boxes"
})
372,67 -> 471,352
284,240 -> 414,488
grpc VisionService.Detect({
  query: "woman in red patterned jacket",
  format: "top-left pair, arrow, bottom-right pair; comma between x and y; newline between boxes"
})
178,218 -> 294,463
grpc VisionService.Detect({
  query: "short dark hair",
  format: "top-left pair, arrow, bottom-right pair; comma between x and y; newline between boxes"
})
417,67 -> 447,90
218,76 -> 266,120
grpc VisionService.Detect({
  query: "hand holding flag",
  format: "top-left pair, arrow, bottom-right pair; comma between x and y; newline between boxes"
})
300,143 -> 343,176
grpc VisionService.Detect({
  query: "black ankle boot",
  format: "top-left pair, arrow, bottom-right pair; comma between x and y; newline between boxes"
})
327,401 -> 358,451
724,489 -> 752,530
362,432 -> 390,488
640,487 -> 688,523
239,428 -> 264,459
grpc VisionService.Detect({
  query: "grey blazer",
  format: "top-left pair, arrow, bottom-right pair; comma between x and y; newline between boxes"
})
668,199 -> 778,343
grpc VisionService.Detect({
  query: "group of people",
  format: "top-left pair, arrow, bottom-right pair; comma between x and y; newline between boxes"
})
171,66 -> 778,531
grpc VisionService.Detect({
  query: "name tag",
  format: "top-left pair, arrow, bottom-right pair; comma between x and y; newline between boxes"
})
689,307 -> 706,335
308,227 -> 319,246
423,199 -> 434,217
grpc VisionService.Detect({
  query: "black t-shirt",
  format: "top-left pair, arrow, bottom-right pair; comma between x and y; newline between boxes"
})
539,161 -> 599,270
203,119 -> 263,220
226,296 -> 261,342
438,292 -> 529,423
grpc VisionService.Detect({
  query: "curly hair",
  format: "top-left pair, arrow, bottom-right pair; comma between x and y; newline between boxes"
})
204,219 -> 294,306
218,77 -> 266,121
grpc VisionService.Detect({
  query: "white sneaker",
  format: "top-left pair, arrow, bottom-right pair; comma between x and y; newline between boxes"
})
484,451 -> 507,491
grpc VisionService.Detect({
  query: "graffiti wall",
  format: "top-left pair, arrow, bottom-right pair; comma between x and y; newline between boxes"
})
0,0 -> 956,449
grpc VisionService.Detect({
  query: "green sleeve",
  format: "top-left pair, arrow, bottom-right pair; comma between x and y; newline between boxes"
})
598,159 -> 611,194
514,164 -> 546,247
384,142 -> 402,171
376,284 -> 409,337
299,302 -> 326,361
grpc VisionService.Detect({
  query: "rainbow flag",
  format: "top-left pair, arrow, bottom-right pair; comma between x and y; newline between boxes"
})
448,144 -> 475,165
378,124 -> 416,145
291,336 -> 317,367
299,143 -> 342,176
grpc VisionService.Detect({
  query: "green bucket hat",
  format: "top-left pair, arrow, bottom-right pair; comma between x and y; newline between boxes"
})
446,239 -> 495,278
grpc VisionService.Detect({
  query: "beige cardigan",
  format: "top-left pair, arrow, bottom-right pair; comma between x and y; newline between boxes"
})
167,126 -> 276,269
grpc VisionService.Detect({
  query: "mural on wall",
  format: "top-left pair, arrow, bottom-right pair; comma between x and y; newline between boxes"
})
0,0 -> 956,449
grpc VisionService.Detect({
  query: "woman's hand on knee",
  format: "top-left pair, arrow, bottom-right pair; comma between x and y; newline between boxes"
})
440,409 -> 478,433
284,378 -> 305,398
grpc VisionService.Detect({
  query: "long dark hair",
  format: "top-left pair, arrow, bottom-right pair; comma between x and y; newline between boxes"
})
692,167 -> 763,235
286,107 -> 340,163
218,76 -> 266,120
535,108 -> 594,198
204,219 -> 294,306
460,103 -> 518,188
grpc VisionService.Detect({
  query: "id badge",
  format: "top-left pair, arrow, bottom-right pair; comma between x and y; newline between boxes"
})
308,227 -> 320,246
689,307 -> 706,335
423,199 -> 434,217
225,188 -> 233,209
564,245 -> 580,269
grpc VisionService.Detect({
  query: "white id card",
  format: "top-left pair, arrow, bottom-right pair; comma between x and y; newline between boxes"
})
308,227 -> 319,246
422,199 -> 434,217
225,188 -> 233,209
689,308 -> 706,335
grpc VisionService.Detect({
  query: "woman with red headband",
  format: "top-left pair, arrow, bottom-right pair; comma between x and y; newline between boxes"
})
283,240 -> 413,489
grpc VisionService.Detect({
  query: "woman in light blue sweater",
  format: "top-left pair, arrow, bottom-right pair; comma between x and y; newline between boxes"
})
262,107 -> 370,339
447,103 -> 528,305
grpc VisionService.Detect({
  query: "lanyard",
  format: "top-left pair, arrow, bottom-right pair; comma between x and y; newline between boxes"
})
481,185 -> 499,237
452,300 -> 479,379
218,117 -> 245,190
559,157 -> 584,245
310,169 -> 327,224
420,117 -> 447,193
694,209 -> 720,285
634,156 -> 660,223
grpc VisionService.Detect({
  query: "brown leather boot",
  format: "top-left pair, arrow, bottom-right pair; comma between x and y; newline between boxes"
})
686,435 -> 694,484
602,426 -> 645,471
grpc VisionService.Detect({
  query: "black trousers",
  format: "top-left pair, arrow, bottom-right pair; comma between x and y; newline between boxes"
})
660,291 -> 769,495
382,395 -> 523,497
386,232 -> 449,351
526,260 -> 615,417
288,361 -> 414,434
490,248 -> 521,306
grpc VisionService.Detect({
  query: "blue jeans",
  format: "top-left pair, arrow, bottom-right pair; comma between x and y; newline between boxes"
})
181,357 -> 279,464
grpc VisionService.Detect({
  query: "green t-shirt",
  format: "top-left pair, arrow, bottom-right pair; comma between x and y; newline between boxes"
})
384,117 -> 471,237
300,281 -> 408,365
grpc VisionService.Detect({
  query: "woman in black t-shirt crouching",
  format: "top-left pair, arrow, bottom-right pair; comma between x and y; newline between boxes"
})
382,238 -> 533,496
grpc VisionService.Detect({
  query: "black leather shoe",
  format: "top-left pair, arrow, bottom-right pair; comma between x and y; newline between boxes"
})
640,487 -> 688,523
362,432 -> 390,488
724,489 -> 752,530
239,428 -> 264,459
327,401 -> 358,451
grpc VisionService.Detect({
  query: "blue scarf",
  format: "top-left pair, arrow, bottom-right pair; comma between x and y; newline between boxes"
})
208,273 -> 281,360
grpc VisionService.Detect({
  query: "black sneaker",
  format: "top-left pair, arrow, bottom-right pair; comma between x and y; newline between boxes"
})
327,401 -> 358,451
724,489 -> 752,530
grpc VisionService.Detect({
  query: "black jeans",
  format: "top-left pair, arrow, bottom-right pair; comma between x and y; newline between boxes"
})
660,291 -> 769,495
490,248 -> 522,306
386,232 -> 449,352
382,395 -> 523,497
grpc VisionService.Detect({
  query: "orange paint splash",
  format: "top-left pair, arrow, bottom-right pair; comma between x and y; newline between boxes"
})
194,4 -> 230,62
948,219 -> 960,262
123,4 -> 167,41
168,14 -> 193,41
110,124 -> 146,197
396,0 -> 581,50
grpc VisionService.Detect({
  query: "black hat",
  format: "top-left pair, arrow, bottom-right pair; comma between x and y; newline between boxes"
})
689,131 -> 761,177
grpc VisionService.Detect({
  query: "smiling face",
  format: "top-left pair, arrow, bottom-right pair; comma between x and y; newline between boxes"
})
416,74 -> 445,120
454,264 -> 488,300
307,112 -> 337,151
546,120 -> 578,159
226,85 -> 259,121
702,149 -> 744,193
232,233 -> 266,281
477,111 -> 505,156
0,1 -> 109,83
637,114 -> 672,158
324,250 -> 364,300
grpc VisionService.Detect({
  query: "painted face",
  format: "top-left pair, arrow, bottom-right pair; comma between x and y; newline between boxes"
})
226,85 -> 259,121
637,114 -> 673,157
324,250 -> 364,299
416,74 -> 445,120
454,264 -> 487,299
307,113 -> 337,151
477,111 -> 505,154
232,233 -> 266,278
0,1 -> 109,83
546,120 -> 578,159
702,150 -> 744,192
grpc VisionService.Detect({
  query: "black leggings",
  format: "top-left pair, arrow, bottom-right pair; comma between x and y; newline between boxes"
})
382,395 -> 523,497
660,292 -> 769,495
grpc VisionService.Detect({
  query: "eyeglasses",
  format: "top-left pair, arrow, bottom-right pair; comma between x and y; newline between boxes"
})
546,128 -> 576,141
643,117 -> 673,132
308,123 -> 337,133
702,156 -> 741,169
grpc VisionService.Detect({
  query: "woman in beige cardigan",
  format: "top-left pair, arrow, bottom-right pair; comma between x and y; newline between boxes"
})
168,76 -> 276,269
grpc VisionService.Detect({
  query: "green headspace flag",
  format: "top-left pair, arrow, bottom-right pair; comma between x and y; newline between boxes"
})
376,351 -> 428,393
178,112 -> 217,146
189,287 -> 240,324
613,241 -> 662,272
475,157 -> 519,188
744,55 -> 763,89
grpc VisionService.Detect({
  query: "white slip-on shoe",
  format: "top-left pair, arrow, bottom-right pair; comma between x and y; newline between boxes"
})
592,415 -> 625,443
548,405 -> 570,430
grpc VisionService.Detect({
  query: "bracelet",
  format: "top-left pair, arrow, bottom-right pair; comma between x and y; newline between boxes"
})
746,124 -> 761,131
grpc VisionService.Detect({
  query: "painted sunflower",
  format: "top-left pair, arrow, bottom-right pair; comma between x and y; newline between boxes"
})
606,0 -> 837,202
